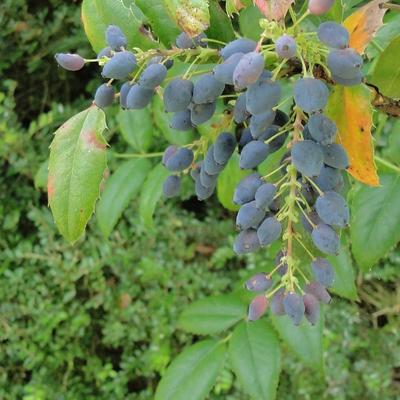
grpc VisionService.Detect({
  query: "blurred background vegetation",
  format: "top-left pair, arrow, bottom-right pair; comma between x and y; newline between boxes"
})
0,0 -> 399,399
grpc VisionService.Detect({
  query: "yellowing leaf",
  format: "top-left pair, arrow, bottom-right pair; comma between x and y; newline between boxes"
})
326,85 -> 379,187
343,0 -> 388,54
254,0 -> 294,21
165,0 -> 210,37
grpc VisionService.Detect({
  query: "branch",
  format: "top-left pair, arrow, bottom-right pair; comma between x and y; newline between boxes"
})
366,83 -> 400,118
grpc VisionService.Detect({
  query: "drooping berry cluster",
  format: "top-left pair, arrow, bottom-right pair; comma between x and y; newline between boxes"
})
55,0 -> 360,326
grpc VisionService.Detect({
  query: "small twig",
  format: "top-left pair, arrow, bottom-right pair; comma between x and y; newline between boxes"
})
112,151 -> 164,159
296,200 -> 316,229
305,176 -> 324,196
262,163 -> 287,179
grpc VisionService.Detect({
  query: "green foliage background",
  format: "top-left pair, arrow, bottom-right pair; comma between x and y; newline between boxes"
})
0,0 -> 399,399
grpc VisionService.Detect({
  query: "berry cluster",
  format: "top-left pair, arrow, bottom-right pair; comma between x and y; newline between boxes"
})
55,0 -> 359,326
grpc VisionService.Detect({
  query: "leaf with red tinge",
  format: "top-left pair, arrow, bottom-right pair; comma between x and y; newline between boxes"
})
254,0 -> 294,21
326,84 -> 379,187
343,0 -> 389,54
48,106 -> 108,243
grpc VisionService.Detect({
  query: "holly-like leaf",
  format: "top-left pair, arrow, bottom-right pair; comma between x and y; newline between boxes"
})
117,108 -> 154,152
81,0 -> 155,52
48,107 -> 107,243
343,0 -> 389,54
155,339 -> 226,400
207,0 -> 236,43
239,5 -> 264,41
326,84 -> 379,187
229,320 -> 280,400
178,294 -> 247,335
138,163 -> 170,228
254,0 -> 294,21
135,0 -> 180,46
350,172 -> 400,270
96,158 -> 152,237
164,0 -> 210,37
328,236 -> 358,300
271,310 -> 324,371
217,154 -> 248,211
370,35 -> 400,100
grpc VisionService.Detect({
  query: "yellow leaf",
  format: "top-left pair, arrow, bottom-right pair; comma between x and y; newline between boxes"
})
165,0 -> 210,37
343,0 -> 388,54
326,85 -> 379,187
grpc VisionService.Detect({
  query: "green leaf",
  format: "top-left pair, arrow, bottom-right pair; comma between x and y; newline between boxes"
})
164,0 -> 210,37
239,6 -> 264,41
178,294 -> 247,335
271,309 -> 324,371
81,0 -> 155,52
370,35 -> 400,99
229,320 -> 280,400
366,13 -> 400,59
206,0 -> 235,44
382,119 -> 400,164
152,95 -> 195,145
328,236 -> 358,300
139,163 -> 170,228
155,339 -> 226,400
135,0 -> 180,46
117,108 -> 154,152
325,0 -> 343,22
48,107 -> 107,243
34,159 -> 49,190
217,154 -> 248,211
97,158 -> 152,237
350,172 -> 400,270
